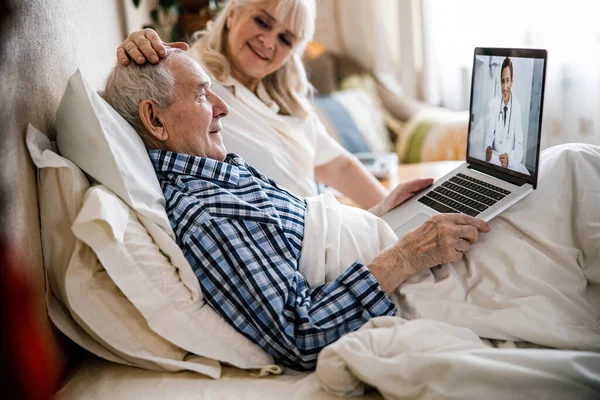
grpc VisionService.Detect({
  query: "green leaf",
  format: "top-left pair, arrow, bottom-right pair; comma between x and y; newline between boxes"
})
160,0 -> 176,9
132,0 -> 141,8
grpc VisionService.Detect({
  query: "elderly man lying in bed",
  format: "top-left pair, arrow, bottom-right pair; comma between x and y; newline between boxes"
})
101,48 -> 490,370
101,49 -> 600,371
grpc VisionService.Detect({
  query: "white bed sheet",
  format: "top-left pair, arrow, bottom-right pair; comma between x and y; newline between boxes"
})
56,356 -> 383,400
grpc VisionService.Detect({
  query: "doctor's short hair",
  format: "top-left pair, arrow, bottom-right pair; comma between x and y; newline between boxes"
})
501,57 -> 513,79
100,48 -> 185,148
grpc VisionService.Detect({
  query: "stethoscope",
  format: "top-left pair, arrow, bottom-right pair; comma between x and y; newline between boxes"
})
495,94 -> 513,145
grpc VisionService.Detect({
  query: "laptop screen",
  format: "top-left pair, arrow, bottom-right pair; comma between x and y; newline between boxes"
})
466,48 -> 547,185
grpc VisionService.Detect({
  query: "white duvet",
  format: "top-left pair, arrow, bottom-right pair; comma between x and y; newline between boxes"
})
302,144 -> 600,398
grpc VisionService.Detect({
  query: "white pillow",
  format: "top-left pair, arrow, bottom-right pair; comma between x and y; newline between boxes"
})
54,68 -> 201,310
27,125 -> 221,376
72,185 -> 277,370
26,124 -> 132,366
55,69 -> 174,239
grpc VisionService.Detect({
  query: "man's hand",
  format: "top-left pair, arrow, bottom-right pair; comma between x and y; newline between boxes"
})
486,146 -> 493,162
395,213 -> 490,274
117,28 -> 189,65
499,153 -> 509,168
369,178 -> 434,217
367,214 -> 490,295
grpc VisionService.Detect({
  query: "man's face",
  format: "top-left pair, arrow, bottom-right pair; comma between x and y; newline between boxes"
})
159,54 -> 230,160
501,66 -> 512,105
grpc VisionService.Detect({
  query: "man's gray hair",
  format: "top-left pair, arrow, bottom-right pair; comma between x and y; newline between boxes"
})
101,48 -> 185,147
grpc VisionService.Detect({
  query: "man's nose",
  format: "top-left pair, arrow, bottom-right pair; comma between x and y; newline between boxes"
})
212,93 -> 229,118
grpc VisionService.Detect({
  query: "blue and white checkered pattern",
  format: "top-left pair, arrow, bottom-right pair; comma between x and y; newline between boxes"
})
150,151 -> 397,370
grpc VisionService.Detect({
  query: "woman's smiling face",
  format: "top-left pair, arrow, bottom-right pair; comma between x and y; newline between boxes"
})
225,0 -> 300,91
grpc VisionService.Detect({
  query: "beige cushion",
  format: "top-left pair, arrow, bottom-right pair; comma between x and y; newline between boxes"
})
26,124 -> 129,365
53,68 -> 201,313
68,189 -> 222,375
72,185 -> 277,371
55,69 -> 173,239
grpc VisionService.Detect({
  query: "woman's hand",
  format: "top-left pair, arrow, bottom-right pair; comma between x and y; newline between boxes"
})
368,178 -> 434,217
117,28 -> 189,65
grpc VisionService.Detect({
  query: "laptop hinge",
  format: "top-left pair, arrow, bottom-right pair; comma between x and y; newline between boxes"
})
468,164 -> 527,187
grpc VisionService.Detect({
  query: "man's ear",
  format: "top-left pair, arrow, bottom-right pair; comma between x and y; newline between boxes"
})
139,99 -> 168,142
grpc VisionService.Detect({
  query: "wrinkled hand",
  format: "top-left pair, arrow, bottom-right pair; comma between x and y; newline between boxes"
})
369,178 -> 434,217
117,28 -> 189,65
499,153 -> 509,168
367,213 -> 490,295
486,146 -> 493,162
396,213 -> 490,275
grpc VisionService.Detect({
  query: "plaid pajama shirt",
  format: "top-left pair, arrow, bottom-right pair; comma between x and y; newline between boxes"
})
150,150 -> 396,370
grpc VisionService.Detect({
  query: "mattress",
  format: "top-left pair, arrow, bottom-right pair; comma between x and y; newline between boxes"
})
56,356 -> 383,400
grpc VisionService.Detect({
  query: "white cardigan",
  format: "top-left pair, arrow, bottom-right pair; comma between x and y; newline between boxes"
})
188,48 -> 347,197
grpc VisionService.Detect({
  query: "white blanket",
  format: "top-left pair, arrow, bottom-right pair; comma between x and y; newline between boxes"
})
303,144 -> 600,397
316,317 -> 600,399
394,144 -> 600,350
299,192 -> 397,287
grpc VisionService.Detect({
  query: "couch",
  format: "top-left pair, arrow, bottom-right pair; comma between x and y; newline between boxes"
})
303,48 -> 469,164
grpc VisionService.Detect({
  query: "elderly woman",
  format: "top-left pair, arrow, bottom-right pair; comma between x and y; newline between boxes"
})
117,0 -> 394,211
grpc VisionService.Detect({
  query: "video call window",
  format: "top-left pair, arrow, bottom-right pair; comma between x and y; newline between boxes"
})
467,55 -> 545,177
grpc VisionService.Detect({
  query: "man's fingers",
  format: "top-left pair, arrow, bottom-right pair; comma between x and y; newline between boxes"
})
448,214 -> 490,232
454,224 -> 479,243
454,238 -> 471,252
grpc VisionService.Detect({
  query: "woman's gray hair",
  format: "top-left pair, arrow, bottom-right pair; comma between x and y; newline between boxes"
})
100,48 -> 184,148
189,0 -> 316,119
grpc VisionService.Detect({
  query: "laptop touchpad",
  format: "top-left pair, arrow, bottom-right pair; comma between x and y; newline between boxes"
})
393,213 -> 431,237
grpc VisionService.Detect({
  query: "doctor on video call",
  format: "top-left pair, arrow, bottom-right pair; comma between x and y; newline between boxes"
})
485,57 -> 524,169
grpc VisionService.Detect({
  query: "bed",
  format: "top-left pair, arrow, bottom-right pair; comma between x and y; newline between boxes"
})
2,1 -> 599,399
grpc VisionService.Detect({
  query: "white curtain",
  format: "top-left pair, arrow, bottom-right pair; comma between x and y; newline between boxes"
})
314,0 -> 423,98
421,0 -> 600,147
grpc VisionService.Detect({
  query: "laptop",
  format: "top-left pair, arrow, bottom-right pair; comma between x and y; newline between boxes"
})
382,47 -> 548,236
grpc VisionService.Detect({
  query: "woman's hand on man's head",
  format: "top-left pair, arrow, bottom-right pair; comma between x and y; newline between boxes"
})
117,28 -> 189,66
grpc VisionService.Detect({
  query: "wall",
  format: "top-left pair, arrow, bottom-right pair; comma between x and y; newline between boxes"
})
0,0 -> 131,380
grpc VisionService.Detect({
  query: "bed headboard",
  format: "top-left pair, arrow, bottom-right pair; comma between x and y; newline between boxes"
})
0,0 -> 137,382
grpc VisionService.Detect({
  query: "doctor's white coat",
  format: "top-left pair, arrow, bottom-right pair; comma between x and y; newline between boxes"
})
484,94 -> 524,168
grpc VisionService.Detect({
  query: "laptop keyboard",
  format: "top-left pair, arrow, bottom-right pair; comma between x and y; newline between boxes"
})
418,173 -> 511,217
